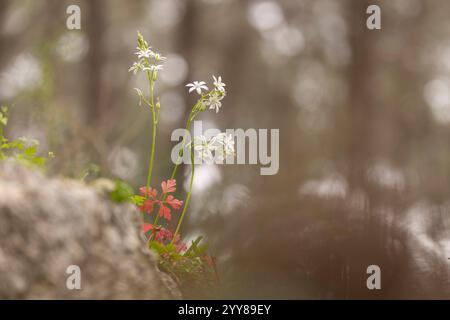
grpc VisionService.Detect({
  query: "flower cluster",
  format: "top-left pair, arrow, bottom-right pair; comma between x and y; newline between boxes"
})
189,132 -> 235,162
186,76 -> 227,113
138,179 -> 183,221
128,32 -> 166,75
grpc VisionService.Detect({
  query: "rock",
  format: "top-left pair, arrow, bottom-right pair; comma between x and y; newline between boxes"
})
0,161 -> 180,299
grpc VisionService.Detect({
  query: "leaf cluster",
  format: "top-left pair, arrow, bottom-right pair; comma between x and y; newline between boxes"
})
150,236 -> 218,291
0,106 -> 53,168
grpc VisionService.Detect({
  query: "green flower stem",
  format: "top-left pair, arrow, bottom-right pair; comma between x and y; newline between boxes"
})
145,70 -> 157,193
166,94 -> 209,182
150,108 -> 195,231
149,102 -> 200,237
171,142 -> 195,244
169,108 -> 197,180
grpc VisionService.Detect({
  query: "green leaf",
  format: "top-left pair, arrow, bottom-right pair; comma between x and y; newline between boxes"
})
150,241 -> 168,255
130,195 -> 145,206
0,114 -> 7,126
110,180 -> 134,203
0,105 -> 53,169
184,236 -> 204,257
9,139 -> 24,150
24,145 -> 37,157
30,156 -> 46,167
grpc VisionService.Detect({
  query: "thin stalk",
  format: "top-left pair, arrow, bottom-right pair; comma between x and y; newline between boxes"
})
149,104 -> 199,237
169,107 -> 197,179
145,70 -> 157,192
171,142 -> 195,244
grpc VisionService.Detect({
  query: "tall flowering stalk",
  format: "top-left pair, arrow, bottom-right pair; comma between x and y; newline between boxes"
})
129,32 -> 165,192
128,32 -> 233,256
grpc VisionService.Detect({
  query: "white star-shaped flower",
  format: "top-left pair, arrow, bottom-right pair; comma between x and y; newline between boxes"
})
135,47 -> 154,59
213,75 -> 226,92
186,81 -> 209,95
212,133 -> 235,160
206,92 -> 223,113
188,135 -> 216,162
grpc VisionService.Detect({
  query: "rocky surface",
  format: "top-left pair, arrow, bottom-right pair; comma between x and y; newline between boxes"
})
0,161 -> 180,299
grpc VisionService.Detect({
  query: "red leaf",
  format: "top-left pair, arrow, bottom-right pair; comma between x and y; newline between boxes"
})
161,179 -> 176,194
139,186 -> 157,198
166,195 -> 183,210
139,199 -> 155,214
159,203 -> 172,221
142,223 -> 153,233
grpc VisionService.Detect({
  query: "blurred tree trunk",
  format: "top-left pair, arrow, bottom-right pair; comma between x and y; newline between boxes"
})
0,1 -> 9,69
346,0 -> 375,190
85,0 -> 106,126
342,0 -> 382,298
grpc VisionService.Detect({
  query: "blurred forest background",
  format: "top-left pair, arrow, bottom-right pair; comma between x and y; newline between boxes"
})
1,0 -> 450,298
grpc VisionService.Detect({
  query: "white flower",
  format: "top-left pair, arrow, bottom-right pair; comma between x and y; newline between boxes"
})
189,135 -> 215,162
186,81 -> 209,95
206,92 -> 223,113
213,133 -> 235,160
128,61 -> 145,74
143,64 -> 164,72
216,133 -> 234,152
188,133 -> 235,162
213,75 -> 226,92
135,47 -> 154,59
151,52 -> 167,61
